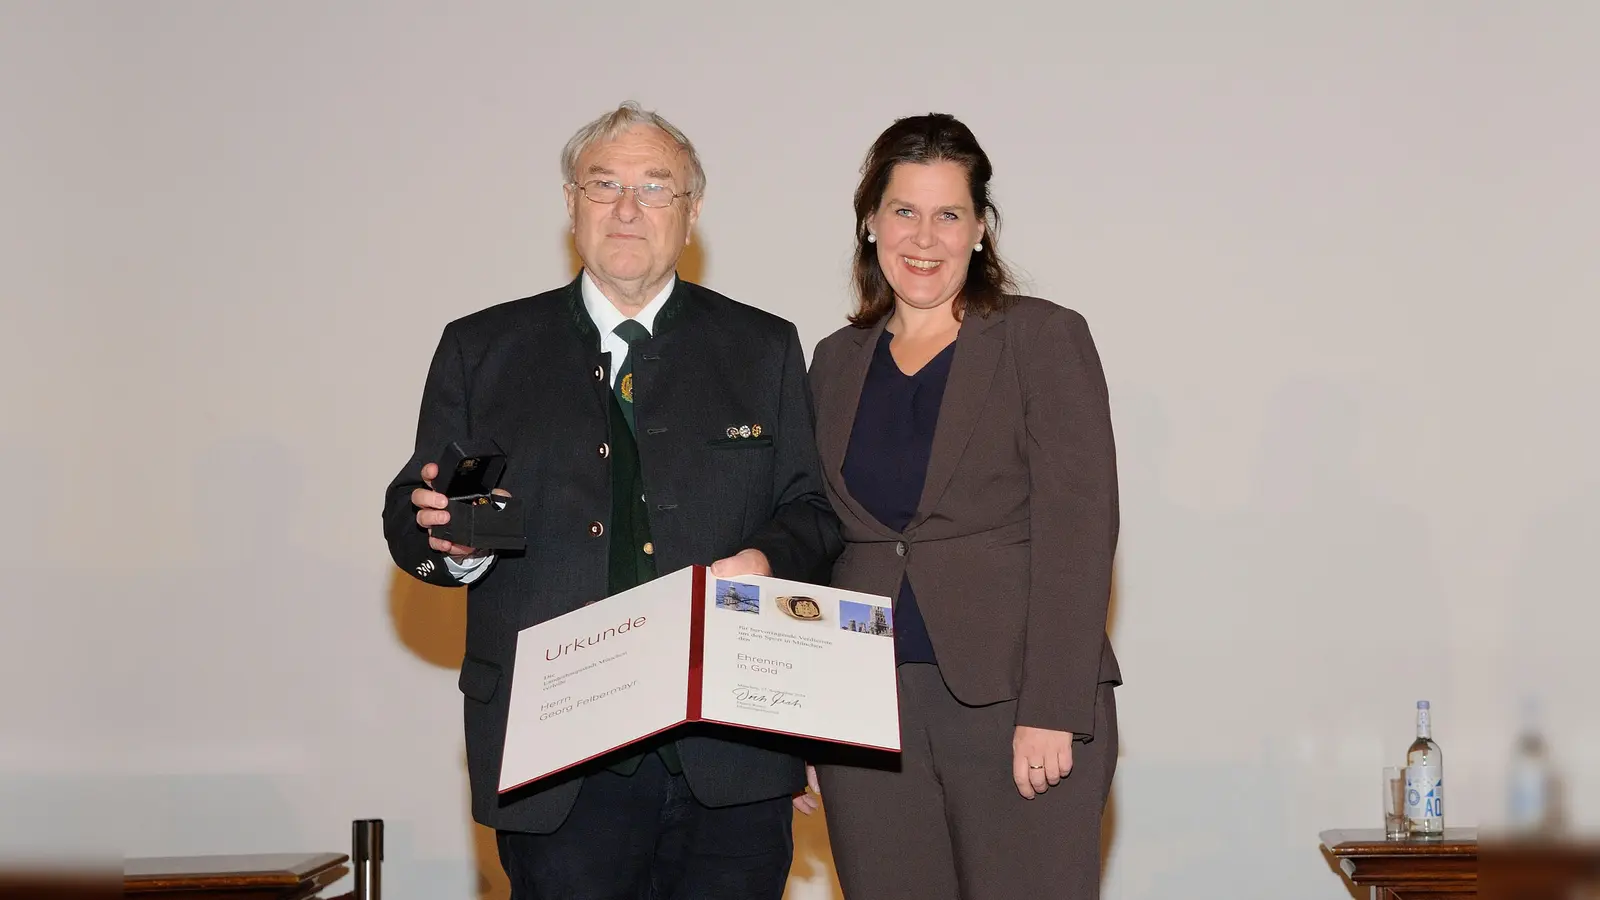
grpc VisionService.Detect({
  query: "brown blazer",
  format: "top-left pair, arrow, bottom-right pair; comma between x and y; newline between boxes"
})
809,295 -> 1121,739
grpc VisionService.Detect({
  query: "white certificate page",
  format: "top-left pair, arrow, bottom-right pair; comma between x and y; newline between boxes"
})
696,572 -> 901,752
499,566 -> 697,792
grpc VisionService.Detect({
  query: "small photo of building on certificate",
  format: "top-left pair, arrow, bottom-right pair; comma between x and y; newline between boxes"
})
714,579 -> 760,614
840,599 -> 893,637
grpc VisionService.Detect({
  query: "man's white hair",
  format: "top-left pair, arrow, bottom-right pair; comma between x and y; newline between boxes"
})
560,101 -> 706,197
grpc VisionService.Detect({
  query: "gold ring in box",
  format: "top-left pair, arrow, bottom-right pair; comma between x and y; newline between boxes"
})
776,596 -> 823,621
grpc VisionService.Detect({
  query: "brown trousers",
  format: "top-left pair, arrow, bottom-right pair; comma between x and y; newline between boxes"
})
817,664 -> 1118,900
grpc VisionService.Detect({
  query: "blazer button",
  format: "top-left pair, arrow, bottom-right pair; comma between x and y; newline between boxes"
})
643,541 -> 654,556
895,541 -> 906,557
598,442 -> 610,458
592,365 -> 604,381
589,521 -> 605,537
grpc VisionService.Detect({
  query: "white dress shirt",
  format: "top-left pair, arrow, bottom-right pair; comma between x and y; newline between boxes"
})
443,271 -> 675,583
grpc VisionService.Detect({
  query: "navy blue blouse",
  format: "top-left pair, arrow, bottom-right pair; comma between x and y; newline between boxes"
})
841,330 -> 957,666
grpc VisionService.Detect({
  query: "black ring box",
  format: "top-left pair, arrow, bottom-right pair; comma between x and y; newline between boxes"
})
430,440 -> 526,551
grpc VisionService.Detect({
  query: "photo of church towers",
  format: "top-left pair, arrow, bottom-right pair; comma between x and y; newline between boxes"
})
839,599 -> 893,637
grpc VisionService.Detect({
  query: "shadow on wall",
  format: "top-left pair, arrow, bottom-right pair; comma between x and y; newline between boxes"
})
471,766 -> 512,900
1100,716 -> 1120,882
788,806 -> 844,900
388,568 -> 467,669
1100,562 -> 1124,880
387,570 -> 514,897
388,564 -> 516,899
1093,375 -> 1138,884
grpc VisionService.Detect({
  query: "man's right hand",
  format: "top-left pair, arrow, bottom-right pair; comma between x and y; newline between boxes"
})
412,461 -> 510,561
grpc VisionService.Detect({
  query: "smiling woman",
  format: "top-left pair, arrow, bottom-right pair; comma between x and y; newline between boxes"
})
848,114 -> 1019,328
805,112 -> 1122,900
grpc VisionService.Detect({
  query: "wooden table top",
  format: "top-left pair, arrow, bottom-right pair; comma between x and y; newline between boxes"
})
123,853 -> 348,893
1320,827 -> 1480,857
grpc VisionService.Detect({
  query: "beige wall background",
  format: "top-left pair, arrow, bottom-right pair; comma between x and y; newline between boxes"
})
3,2 -> 1597,898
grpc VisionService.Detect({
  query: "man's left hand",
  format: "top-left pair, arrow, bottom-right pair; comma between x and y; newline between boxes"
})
1012,725 -> 1074,799
709,548 -> 771,578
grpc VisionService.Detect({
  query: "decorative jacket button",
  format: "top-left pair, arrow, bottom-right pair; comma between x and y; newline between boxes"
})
643,542 -> 654,556
589,521 -> 605,537
895,541 -> 907,557
598,443 -> 610,458
592,365 -> 604,381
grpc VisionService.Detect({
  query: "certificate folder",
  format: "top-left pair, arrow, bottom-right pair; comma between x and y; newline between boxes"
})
499,565 -> 901,793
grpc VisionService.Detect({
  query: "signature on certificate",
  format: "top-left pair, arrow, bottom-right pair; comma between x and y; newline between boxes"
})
732,686 -> 804,709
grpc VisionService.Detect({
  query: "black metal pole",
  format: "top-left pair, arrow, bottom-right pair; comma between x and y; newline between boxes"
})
352,819 -> 383,900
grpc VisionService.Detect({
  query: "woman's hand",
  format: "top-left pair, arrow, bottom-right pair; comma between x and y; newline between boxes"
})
793,763 -> 822,814
1012,725 -> 1074,799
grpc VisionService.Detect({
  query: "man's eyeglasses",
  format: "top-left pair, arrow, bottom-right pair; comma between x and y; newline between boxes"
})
569,180 -> 693,209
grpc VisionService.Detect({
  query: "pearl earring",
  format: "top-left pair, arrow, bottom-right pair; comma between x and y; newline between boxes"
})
867,233 -> 876,243
974,242 -> 984,252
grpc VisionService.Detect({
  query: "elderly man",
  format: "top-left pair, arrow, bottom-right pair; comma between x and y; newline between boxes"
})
382,102 -> 840,899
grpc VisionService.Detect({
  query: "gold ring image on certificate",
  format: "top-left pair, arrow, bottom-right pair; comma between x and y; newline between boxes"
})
776,595 -> 824,621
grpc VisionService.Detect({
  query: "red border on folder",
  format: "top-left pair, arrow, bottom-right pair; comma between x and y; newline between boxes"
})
686,564 -> 708,722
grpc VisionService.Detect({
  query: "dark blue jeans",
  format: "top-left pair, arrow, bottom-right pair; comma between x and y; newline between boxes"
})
495,752 -> 794,900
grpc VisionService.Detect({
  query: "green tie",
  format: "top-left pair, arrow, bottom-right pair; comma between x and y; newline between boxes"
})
611,319 -> 650,434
